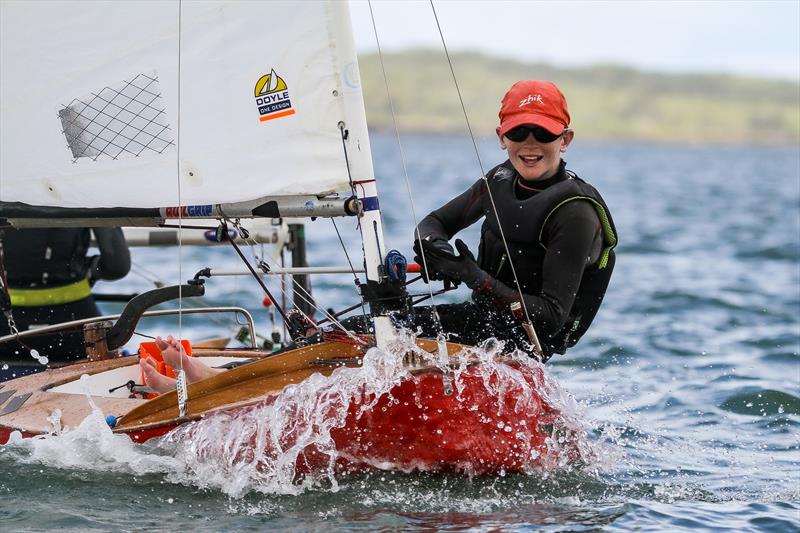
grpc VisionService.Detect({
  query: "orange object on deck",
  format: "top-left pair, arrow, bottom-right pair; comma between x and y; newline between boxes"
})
139,340 -> 193,381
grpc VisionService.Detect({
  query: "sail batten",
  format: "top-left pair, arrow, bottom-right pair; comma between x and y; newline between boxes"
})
0,1 -> 373,210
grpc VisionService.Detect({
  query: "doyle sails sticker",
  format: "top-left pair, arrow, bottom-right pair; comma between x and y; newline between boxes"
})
254,68 -> 295,123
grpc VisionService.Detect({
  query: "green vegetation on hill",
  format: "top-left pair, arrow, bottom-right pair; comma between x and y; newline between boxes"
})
357,50 -> 799,145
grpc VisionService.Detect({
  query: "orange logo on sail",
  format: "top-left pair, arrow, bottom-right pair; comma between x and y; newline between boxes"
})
254,69 -> 295,123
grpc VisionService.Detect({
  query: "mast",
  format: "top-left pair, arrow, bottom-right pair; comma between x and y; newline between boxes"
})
354,180 -> 398,349
328,3 -> 399,349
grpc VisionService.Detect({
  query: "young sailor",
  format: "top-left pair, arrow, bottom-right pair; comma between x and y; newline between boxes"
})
413,80 -> 617,361
138,80 -> 618,393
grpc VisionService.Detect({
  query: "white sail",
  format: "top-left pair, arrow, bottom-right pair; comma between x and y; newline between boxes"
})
0,0 -> 373,210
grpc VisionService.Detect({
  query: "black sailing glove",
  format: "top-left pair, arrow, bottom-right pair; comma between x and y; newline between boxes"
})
413,236 -> 459,288
419,238 -> 492,291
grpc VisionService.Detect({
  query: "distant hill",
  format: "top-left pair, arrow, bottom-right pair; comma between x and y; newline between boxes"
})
357,50 -> 799,145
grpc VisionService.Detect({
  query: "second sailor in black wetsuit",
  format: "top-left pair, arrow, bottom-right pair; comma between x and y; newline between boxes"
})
0,227 -> 130,380
413,80 -> 617,361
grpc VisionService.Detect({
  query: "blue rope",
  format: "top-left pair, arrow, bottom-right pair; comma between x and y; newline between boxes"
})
385,250 -> 407,283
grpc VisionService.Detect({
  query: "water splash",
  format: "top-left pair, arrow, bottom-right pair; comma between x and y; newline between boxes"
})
4,405 -> 179,475
29,348 -> 48,366
0,333 -> 603,497
157,332 -> 599,496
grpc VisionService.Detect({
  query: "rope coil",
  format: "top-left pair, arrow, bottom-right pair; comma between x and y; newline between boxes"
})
385,250 -> 408,283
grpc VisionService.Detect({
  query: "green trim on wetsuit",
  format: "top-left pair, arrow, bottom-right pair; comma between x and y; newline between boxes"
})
540,196 -> 618,269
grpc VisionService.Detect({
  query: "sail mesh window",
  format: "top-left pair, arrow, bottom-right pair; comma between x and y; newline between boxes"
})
58,72 -> 174,162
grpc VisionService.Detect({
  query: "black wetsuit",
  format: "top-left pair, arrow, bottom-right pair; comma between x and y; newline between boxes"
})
0,228 -> 130,380
413,159 -> 617,361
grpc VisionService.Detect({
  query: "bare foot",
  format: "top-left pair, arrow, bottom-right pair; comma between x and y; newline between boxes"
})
141,355 -> 159,370
139,358 -> 176,393
155,335 -> 223,383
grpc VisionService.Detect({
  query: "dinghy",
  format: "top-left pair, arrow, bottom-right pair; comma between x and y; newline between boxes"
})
0,1 -> 581,474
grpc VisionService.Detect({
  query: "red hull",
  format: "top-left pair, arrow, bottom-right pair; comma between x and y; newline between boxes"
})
330,364 -> 570,474
0,427 -> 37,444
5,362 -> 577,476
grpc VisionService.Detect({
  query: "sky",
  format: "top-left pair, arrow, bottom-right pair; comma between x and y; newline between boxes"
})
349,0 -> 800,81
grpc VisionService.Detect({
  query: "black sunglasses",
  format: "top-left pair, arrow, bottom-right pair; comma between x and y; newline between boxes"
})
505,125 -> 567,143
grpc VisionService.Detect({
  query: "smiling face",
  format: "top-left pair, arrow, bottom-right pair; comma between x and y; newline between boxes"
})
497,126 -> 574,181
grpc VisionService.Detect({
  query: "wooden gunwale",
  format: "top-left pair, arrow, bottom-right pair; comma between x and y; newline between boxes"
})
1,339 -> 470,444
113,338 -> 468,435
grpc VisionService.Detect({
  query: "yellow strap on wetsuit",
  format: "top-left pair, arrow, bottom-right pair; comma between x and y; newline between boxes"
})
8,278 -> 92,307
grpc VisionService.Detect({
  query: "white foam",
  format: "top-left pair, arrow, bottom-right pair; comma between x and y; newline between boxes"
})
2,332 -> 599,497
5,403 -> 180,475
158,332 -> 597,496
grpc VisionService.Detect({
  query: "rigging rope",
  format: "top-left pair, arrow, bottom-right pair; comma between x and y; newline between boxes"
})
175,0 -> 188,417
225,233 -> 290,328
288,278 -> 368,346
231,219 -> 368,346
331,217 -> 370,322
429,0 -> 541,355
335,122 -> 371,323
367,0 -> 447,339
333,123 -> 370,325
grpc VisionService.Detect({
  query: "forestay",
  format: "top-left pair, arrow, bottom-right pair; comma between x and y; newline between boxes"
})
0,1 -> 372,210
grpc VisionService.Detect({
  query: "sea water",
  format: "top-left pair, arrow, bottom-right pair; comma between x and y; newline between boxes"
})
0,134 -> 798,531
